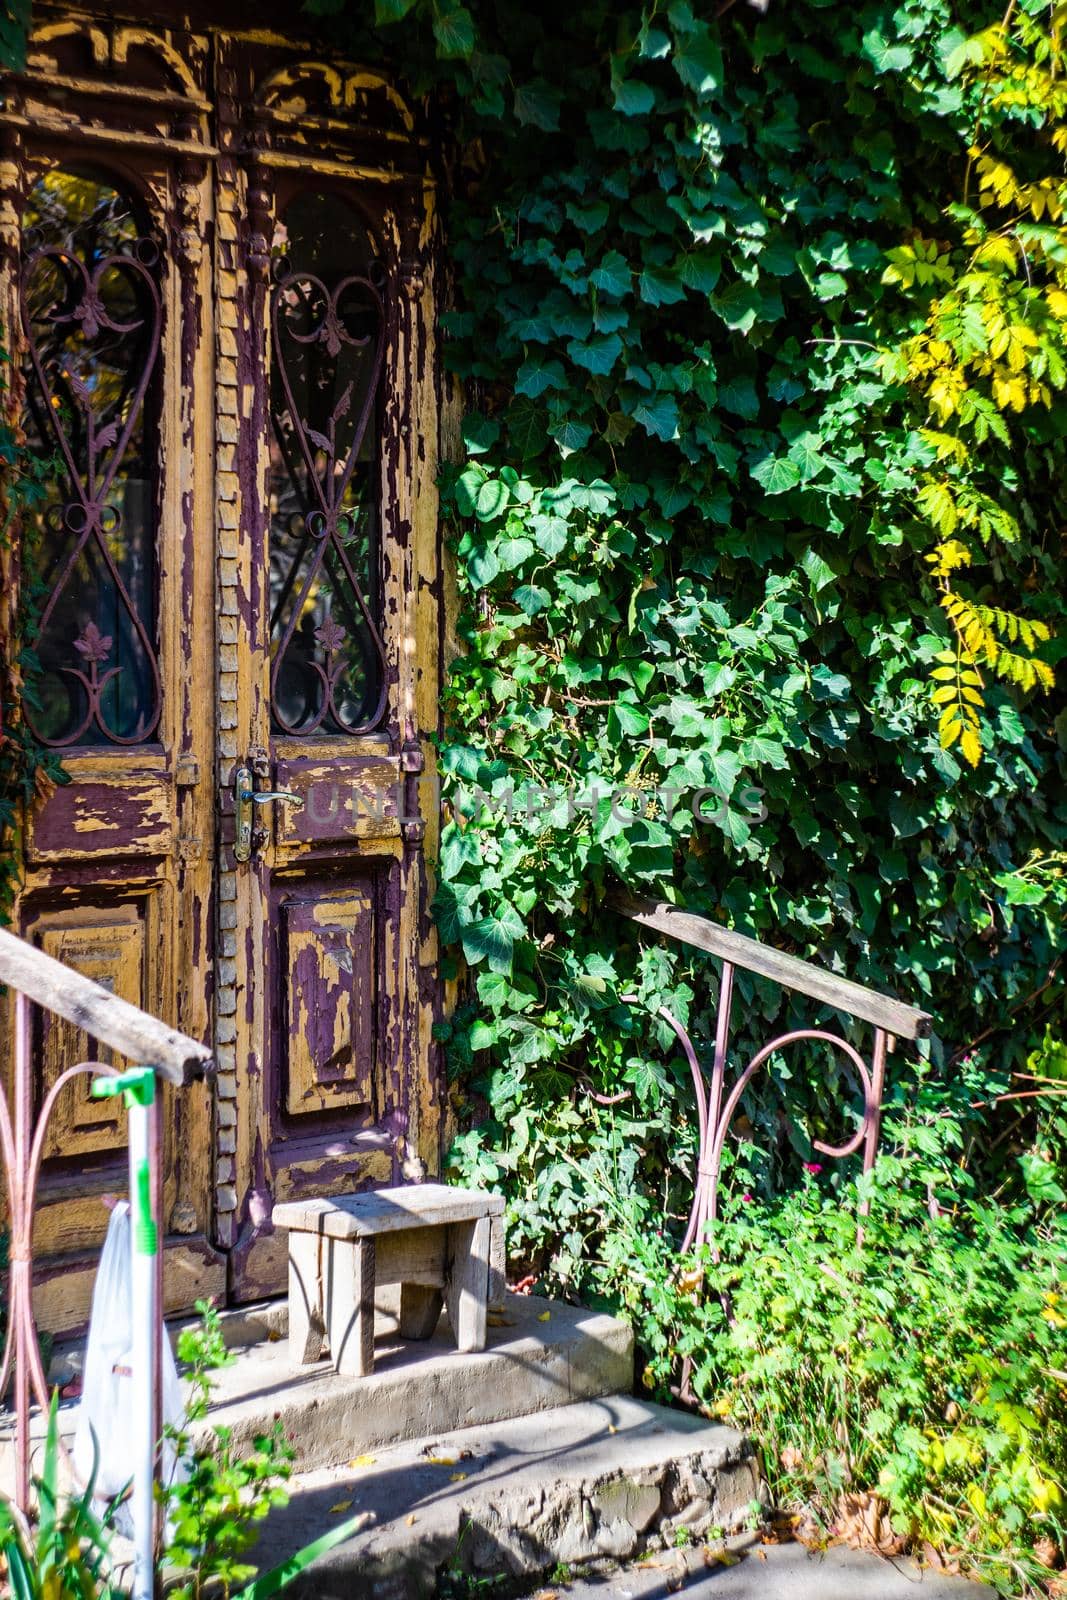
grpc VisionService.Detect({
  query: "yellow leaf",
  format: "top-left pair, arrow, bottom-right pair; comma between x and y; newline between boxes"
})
426,1455 -> 458,1466
931,685 -> 957,705
450,1473 -> 468,1482
940,716 -> 961,751
406,1514 -> 417,1526
538,1310 -> 551,1322
348,1455 -> 377,1468
330,1501 -> 353,1514
960,725 -> 983,767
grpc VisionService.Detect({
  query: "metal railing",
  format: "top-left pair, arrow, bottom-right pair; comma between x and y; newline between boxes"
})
0,926 -> 213,1556
611,891 -> 932,1250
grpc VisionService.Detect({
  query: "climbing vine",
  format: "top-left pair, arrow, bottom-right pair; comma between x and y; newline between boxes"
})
881,2 -> 1064,762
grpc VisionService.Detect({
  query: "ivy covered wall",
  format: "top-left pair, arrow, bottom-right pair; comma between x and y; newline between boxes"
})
301,0 -> 1067,1284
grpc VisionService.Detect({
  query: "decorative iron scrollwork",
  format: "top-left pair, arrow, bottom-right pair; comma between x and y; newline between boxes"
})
268,192 -> 388,737
20,170 -> 162,748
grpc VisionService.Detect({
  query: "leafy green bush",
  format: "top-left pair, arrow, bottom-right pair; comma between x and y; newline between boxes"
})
455,1056 -> 1067,1595
0,1393 -> 123,1600
162,1303 -> 292,1600
663,1175 -> 1066,1596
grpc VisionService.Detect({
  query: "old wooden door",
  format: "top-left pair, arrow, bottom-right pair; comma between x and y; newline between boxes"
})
213,43 -> 445,1301
1,23 -> 222,1330
1,13 -> 445,1325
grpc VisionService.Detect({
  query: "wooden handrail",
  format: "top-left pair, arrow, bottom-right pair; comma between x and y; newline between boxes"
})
611,890 -> 932,1041
0,926 -> 214,1085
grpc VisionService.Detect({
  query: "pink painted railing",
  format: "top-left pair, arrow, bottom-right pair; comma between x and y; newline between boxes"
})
611,892 -> 932,1250
0,926 -> 213,1512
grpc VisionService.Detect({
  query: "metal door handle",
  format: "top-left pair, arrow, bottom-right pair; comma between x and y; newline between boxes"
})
242,789 -> 304,807
234,765 -> 304,862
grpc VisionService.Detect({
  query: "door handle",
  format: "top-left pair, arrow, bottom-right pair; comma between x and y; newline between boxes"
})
233,765 -> 304,862
244,789 -> 304,806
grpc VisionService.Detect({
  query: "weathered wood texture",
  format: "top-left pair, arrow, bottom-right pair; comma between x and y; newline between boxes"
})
1,7 -> 448,1326
274,1185 -> 500,1374
0,927 -> 213,1084
445,1214 -> 490,1354
273,1182 -> 504,1239
611,891 -> 931,1041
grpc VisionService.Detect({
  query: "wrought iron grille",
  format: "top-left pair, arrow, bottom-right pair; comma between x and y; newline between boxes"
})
268,191 -> 388,736
20,168 -> 162,748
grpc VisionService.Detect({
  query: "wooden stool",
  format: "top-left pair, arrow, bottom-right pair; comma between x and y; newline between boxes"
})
272,1184 -> 505,1378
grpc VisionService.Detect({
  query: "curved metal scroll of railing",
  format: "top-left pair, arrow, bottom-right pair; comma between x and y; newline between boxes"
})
611,891 -> 932,1256
0,927 -> 213,1513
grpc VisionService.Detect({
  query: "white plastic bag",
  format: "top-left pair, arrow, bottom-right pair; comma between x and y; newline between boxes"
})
73,1202 -> 186,1517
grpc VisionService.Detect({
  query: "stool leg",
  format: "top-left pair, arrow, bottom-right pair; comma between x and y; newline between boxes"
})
328,1238 -> 376,1377
445,1216 -> 490,1353
399,1284 -> 444,1340
288,1233 -> 325,1365
488,1214 -> 506,1313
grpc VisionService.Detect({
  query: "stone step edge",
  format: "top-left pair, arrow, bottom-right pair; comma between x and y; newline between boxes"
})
246,1396 -> 764,1600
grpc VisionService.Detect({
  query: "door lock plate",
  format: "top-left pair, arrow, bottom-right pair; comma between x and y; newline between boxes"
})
234,765 -> 253,863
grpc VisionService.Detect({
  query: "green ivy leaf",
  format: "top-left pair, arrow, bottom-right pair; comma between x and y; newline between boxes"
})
631,394 -> 680,441
513,78 -> 561,131
461,903 -> 526,974
474,478 -> 510,522
513,584 -> 550,615
568,332 -> 624,375
671,26 -> 723,95
612,76 -> 656,116
433,5 -> 476,58
496,535 -> 535,570
590,251 -> 633,298
862,29 -> 914,73
549,418 -> 593,455
609,702 -> 650,739
462,413 -> 500,456
751,455 -> 802,494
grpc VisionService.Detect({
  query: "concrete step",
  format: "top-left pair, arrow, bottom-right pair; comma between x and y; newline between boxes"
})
552,1538 -> 996,1600
246,1394 -> 761,1600
203,1293 -> 635,1471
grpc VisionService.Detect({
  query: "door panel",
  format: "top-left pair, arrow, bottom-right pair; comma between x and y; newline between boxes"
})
280,885 -> 378,1117
2,13 -> 446,1324
1,17 -> 223,1332
221,41 -> 444,1301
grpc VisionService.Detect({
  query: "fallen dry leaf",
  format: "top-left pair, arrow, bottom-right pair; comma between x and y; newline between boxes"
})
266,1328 -> 282,1343
329,1501 -> 352,1515
348,1455 -> 377,1468
1033,1535 -> 1060,1570
426,1455 -> 457,1466
703,1549 -> 739,1567
405,1514 -> 417,1527
835,1491 -> 905,1557
537,1310 -> 551,1323
450,1473 -> 468,1482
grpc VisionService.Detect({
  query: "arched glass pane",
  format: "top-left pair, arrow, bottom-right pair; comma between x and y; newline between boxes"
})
269,190 -> 386,736
20,167 -> 161,747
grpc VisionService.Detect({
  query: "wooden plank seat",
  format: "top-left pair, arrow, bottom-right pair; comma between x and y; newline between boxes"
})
272,1184 -> 505,1378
